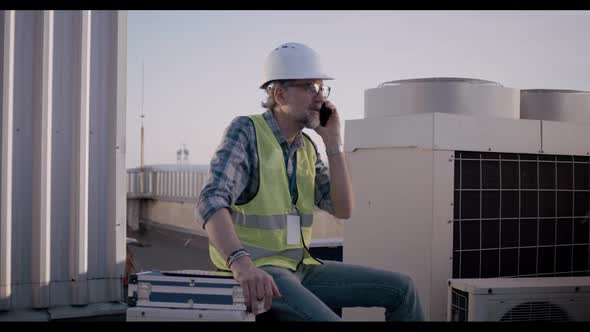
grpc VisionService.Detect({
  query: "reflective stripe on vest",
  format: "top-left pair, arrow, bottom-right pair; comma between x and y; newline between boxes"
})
232,210 -> 313,230
208,114 -> 320,271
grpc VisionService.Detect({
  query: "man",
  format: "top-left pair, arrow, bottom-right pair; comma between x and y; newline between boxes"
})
196,42 -> 424,321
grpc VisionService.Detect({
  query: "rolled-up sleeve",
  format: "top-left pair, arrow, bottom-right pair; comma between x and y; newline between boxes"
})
196,117 -> 253,229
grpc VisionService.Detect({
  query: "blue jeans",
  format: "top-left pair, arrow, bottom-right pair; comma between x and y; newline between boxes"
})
259,260 -> 425,321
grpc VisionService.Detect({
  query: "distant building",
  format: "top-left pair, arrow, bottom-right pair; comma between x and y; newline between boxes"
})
176,144 -> 190,164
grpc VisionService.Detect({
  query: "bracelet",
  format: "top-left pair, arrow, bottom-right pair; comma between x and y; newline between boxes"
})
226,248 -> 250,267
226,248 -> 246,265
228,251 -> 251,268
326,143 -> 344,156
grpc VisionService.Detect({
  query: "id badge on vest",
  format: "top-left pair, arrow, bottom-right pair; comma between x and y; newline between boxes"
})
286,207 -> 301,245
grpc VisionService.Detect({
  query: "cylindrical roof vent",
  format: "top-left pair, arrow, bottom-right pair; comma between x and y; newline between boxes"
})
520,89 -> 590,124
364,77 -> 520,119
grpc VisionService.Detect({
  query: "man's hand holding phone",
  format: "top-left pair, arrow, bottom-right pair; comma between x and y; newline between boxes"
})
314,101 -> 342,150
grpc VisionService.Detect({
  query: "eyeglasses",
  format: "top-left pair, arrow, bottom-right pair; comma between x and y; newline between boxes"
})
282,82 -> 331,98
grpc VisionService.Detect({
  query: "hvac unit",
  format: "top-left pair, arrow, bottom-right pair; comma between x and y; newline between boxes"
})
341,78 -> 590,321
447,277 -> 590,321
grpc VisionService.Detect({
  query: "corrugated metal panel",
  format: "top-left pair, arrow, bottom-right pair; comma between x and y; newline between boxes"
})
0,10 -> 126,317
31,9 -> 53,310
12,9 -> 37,310
88,10 -> 126,305
113,10 -> 127,304
51,10 -> 92,307
0,10 -> 15,312
50,10 -> 74,308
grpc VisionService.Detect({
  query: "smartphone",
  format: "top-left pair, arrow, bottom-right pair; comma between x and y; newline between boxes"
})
319,103 -> 332,127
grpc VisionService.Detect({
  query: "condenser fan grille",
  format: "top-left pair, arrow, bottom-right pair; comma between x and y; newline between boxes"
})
452,151 -> 590,279
450,288 -> 469,321
500,301 -> 572,321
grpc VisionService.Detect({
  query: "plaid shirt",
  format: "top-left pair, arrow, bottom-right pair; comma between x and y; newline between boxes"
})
196,110 -> 334,229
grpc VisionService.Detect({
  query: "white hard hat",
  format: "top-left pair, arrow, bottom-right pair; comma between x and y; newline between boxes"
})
260,42 -> 333,89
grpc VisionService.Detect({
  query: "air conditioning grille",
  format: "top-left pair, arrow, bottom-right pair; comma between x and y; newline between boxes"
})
500,301 -> 572,321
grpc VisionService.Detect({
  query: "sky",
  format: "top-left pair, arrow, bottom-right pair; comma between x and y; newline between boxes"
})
125,10 -> 590,168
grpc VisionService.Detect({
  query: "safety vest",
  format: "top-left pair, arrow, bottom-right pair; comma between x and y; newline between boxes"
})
209,114 -> 321,271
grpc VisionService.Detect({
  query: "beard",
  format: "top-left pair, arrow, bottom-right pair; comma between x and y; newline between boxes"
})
301,110 -> 320,129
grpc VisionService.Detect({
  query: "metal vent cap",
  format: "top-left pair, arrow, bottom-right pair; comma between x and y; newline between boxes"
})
520,89 -> 590,124
378,77 -> 503,88
365,76 -> 519,119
